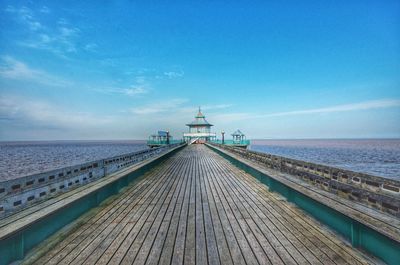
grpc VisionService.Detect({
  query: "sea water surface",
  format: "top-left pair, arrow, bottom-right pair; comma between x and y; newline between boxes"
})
0,140 -> 148,182
249,139 -> 400,180
0,139 -> 399,182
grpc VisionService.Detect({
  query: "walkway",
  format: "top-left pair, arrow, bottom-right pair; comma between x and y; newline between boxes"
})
32,145 -> 374,265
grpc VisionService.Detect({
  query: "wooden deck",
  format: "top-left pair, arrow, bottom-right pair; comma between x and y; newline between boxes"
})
31,145 -> 375,265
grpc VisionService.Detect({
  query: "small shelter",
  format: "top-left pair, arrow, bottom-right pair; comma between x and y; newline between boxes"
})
232,129 -> 246,143
183,107 -> 216,144
148,130 -> 171,147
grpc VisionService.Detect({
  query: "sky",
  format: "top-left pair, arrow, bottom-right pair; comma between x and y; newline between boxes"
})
0,0 -> 399,140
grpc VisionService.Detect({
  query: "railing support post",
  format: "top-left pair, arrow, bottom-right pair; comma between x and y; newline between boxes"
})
351,220 -> 360,247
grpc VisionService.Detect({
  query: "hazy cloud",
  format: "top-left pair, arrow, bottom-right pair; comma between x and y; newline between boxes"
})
39,6 -> 50,13
0,95 -> 113,129
5,5 -> 42,31
210,99 -> 400,123
163,71 -> 184,79
257,99 -> 400,118
5,6 -> 93,57
94,76 -> 151,97
0,56 -> 70,87
131,99 -> 189,114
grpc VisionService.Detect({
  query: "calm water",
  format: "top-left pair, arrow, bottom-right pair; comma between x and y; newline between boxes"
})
0,141 -> 148,182
1,139 -> 399,182
249,139 -> 400,180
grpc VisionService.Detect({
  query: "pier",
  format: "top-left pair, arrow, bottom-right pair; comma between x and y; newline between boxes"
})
1,143 -> 400,264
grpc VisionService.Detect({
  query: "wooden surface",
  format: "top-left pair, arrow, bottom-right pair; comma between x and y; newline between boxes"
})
30,145 -> 376,265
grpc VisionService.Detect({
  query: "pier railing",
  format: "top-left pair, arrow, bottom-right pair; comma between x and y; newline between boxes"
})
0,143 -> 183,219
210,139 -> 250,146
146,139 -> 184,146
209,142 -> 400,218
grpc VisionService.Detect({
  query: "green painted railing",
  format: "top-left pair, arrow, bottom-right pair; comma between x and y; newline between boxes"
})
210,139 -> 250,145
207,144 -> 400,265
147,139 -> 184,145
0,144 -> 186,265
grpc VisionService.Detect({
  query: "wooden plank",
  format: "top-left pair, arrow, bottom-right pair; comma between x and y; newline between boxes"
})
203,153 -> 255,265
205,153 -> 274,265
201,155 -> 234,265
207,155 -> 316,265
131,156 -> 187,265
184,151 -> 197,265
54,159 -> 181,265
109,154 -> 186,265
199,154 -> 221,265
222,157 -> 369,265
195,156 -> 208,265
36,163 -> 170,264
146,156 -> 191,265
170,153 -> 194,265
208,146 -> 373,265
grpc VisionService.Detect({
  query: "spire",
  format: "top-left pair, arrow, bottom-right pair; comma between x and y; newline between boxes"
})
196,106 -> 205,118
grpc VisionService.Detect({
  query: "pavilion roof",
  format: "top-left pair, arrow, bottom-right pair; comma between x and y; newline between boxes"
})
232,129 -> 245,136
186,107 -> 213,127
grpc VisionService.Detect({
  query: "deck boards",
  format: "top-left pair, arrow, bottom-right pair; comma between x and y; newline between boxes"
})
31,145 -> 376,265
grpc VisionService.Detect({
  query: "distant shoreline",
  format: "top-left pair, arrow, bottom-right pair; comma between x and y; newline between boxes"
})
1,138 -> 399,143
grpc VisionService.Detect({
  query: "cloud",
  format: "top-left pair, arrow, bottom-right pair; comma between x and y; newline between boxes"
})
0,95 -> 113,130
202,104 -> 233,110
5,6 -> 93,57
20,24 -> 80,55
131,99 -> 189,114
130,100 -> 232,116
120,86 -> 148,96
39,6 -> 50,13
94,85 -> 150,97
0,56 -> 69,87
84,43 -> 98,52
94,76 -> 151,97
5,5 -> 43,31
209,99 -> 400,123
257,99 -> 400,118
163,71 -> 184,79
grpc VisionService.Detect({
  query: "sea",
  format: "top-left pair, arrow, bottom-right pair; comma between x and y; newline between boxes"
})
0,140 -> 148,182
249,139 -> 400,180
0,139 -> 399,182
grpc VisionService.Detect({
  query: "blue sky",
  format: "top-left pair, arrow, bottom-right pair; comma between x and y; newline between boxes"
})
0,0 -> 399,140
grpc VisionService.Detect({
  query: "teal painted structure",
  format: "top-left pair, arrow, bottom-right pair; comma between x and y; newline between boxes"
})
0,144 -> 185,265
147,139 -> 183,146
207,144 -> 400,265
210,139 -> 250,146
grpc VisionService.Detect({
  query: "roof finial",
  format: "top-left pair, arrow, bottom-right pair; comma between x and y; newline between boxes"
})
198,106 -> 201,113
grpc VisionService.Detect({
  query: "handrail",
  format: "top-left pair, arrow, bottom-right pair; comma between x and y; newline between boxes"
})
0,143 -> 185,218
208,142 -> 400,218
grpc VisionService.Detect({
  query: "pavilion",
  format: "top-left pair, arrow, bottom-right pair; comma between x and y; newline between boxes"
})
183,107 -> 217,144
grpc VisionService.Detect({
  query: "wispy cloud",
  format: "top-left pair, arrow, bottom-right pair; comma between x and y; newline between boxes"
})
0,95 -> 113,129
5,5 -> 93,58
20,22 -> 80,55
210,99 -> 400,123
39,6 -> 50,14
131,99 -> 189,114
0,56 -> 69,87
130,100 -> 232,115
257,99 -> 400,118
102,86 -> 149,97
94,76 -> 151,97
163,70 -> 184,79
5,5 -> 42,31
84,43 -> 98,52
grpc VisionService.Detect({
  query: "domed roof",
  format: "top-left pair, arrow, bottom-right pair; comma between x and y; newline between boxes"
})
232,129 -> 245,136
186,107 -> 213,127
